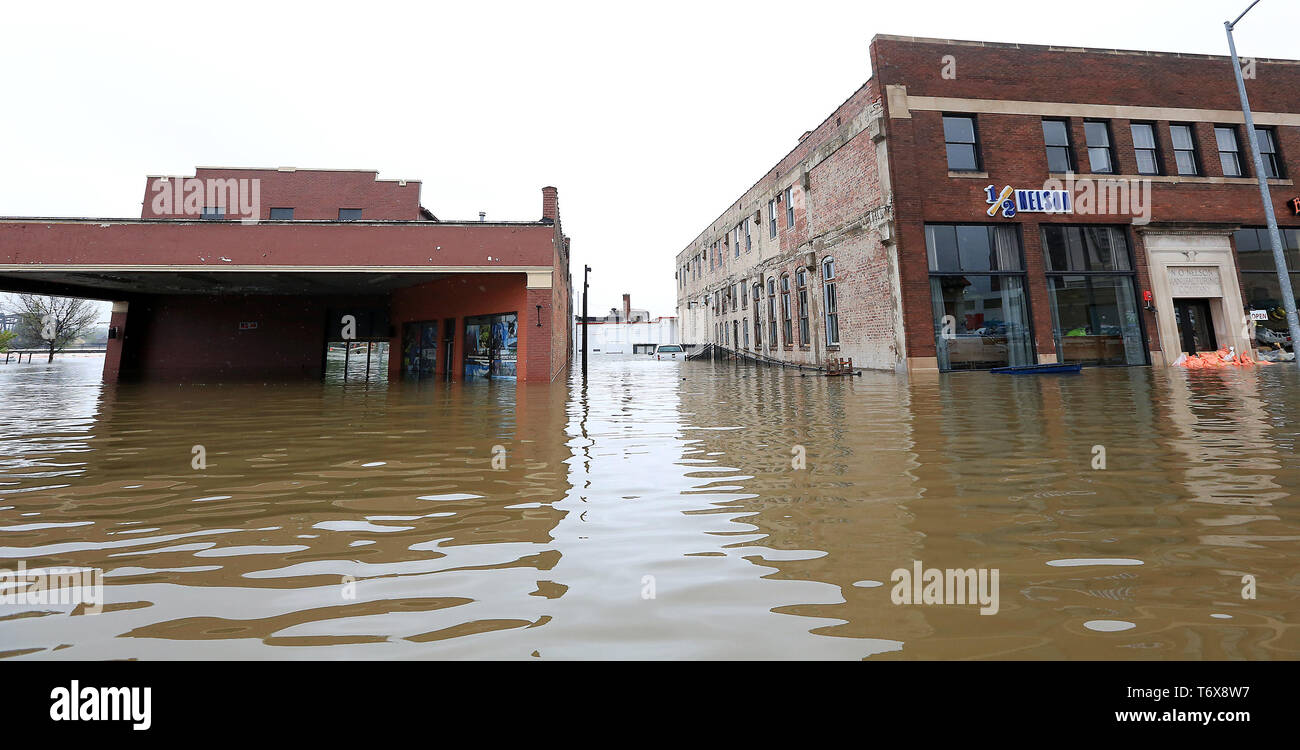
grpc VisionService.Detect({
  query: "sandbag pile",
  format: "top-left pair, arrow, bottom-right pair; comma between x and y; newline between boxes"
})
1172,349 -> 1272,369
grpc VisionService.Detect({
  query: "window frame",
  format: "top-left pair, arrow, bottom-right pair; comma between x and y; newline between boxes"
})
1256,126 -> 1284,179
269,207 -> 295,221
767,277 -> 778,347
1083,119 -> 1117,174
784,187 -> 794,228
768,199 -> 777,238
1130,121 -> 1162,176
1215,125 -> 1247,178
1169,123 -> 1202,176
1042,118 -> 1076,174
822,258 -> 839,347
796,268 -> 809,345
338,208 -> 362,221
942,113 -> 982,172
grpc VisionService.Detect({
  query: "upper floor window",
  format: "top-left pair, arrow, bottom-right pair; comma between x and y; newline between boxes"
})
1042,119 -> 1074,173
768,199 -> 777,238
339,208 -> 362,221
270,207 -> 294,220
743,218 -> 752,252
1130,122 -> 1161,176
1256,126 -> 1284,179
1084,120 -> 1116,174
1215,126 -> 1246,177
942,114 -> 980,172
784,187 -> 794,227
767,277 -> 778,347
200,207 -> 224,220
1170,124 -> 1201,176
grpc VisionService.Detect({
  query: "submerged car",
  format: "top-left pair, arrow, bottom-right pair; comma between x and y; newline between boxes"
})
654,344 -> 684,359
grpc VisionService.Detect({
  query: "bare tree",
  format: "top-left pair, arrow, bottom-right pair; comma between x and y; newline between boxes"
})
10,294 -> 101,362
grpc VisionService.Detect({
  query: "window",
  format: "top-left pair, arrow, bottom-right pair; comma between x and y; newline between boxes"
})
796,268 -> 809,345
741,280 -> 748,309
731,284 -> 738,313
1084,120 -> 1116,174
943,114 -> 980,171
200,207 -> 224,220
1130,122 -> 1161,176
1235,228 -> 1300,350
338,208 -> 362,221
1170,124 -> 1201,176
269,207 -> 294,220
743,218 -> 752,252
753,283 -> 762,348
823,259 -> 839,346
767,277 -> 778,347
1040,226 -> 1146,367
1257,127 -> 1284,179
743,319 -> 750,349
1216,125 -> 1246,177
926,224 -> 1032,371
1042,119 -> 1074,173
768,199 -> 778,238
785,187 -> 794,227
780,275 -> 792,345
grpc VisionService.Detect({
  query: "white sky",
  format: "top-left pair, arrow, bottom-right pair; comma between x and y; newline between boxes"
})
2,0 -> 1297,318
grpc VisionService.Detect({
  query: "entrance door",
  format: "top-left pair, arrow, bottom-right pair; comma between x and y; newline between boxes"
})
442,317 -> 455,380
1173,298 -> 1218,353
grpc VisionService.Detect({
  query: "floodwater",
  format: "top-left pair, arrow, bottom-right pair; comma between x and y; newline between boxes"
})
1,353 -> 1298,660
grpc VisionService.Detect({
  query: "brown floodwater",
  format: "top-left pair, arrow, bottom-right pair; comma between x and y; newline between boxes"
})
1,353 -> 1298,659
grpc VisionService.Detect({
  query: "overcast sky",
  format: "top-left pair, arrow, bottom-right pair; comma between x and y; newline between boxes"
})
3,0 -> 1298,318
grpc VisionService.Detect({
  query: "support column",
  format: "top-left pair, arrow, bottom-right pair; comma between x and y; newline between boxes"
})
102,301 -> 128,383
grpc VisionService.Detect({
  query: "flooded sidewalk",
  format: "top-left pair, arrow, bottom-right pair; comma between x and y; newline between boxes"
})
1,355 -> 1298,659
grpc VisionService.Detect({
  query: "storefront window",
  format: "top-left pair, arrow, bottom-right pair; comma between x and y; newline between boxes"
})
402,321 -> 438,380
1041,226 -> 1146,366
464,313 -> 518,379
1235,228 -> 1300,349
927,224 -> 1034,371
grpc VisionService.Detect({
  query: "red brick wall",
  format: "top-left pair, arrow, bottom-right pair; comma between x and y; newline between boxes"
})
871,37 -> 1300,362
388,273 -> 562,382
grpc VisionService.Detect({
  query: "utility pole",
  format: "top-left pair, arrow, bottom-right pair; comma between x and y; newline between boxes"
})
582,265 -> 590,379
1226,0 -> 1300,365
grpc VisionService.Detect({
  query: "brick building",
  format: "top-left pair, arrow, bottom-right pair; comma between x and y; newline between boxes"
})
0,168 -> 572,383
676,35 -> 1300,372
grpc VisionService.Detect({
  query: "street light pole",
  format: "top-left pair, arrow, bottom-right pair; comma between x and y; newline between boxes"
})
582,264 -> 590,379
1226,0 -> 1300,365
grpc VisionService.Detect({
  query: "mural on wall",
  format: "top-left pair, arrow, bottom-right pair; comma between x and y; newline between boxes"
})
402,321 -> 439,380
464,312 -> 518,379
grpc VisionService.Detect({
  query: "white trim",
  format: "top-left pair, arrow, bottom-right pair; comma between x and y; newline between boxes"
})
891,88 -> 1300,127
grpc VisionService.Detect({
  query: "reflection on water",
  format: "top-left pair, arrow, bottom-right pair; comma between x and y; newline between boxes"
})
1,354 -> 1298,659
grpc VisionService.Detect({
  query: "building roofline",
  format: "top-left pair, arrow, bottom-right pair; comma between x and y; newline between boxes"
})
144,167 -> 422,185
0,217 -> 550,227
870,33 -> 1300,65
677,77 -> 877,259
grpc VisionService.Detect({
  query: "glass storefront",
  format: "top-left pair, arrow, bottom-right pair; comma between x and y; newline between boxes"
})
927,224 -> 1035,371
402,321 -> 438,380
1041,226 -> 1146,366
1234,228 -> 1300,350
464,312 -> 518,379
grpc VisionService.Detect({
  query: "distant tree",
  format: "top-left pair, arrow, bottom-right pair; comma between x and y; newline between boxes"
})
10,295 -> 100,362
0,330 -> 15,352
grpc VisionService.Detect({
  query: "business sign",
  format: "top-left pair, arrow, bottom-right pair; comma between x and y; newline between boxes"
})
1251,309 -> 1270,321
984,185 -> 1072,218
1290,196 -> 1300,216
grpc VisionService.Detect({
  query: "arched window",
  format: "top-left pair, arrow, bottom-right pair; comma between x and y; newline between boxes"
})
766,277 -> 778,348
752,282 -> 762,349
822,258 -> 839,346
780,274 -> 792,345
796,268 -> 809,344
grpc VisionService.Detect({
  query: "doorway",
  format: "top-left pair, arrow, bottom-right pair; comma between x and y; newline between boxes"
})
1173,298 -> 1218,354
